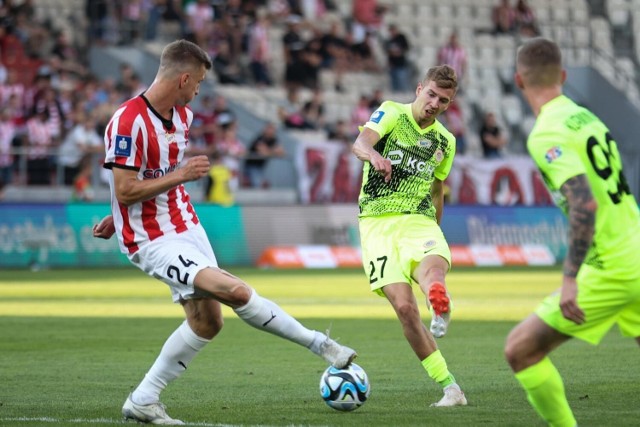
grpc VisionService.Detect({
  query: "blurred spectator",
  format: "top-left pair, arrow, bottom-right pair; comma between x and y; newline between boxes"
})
24,108 -> 53,185
351,0 -> 387,43
479,112 -> 507,159
350,94 -> 372,136
492,0 -> 516,35
327,119 -> 352,143
32,85 -> 65,144
0,107 -> 16,187
385,23 -> 411,92
319,20 -> 350,91
299,0 -> 328,21
302,88 -> 326,129
212,39 -> 246,85
215,117 -> 246,190
436,31 -> 467,91
350,30 -> 381,72
205,150 -> 234,206
0,69 -> 25,109
244,122 -> 285,188
185,0 -> 215,48
57,112 -> 102,185
51,30 -> 87,77
278,87 -> 314,129
442,100 -> 467,155
301,31 -> 324,89
72,154 -> 95,201
247,8 -> 272,86
368,88 -> 384,111
282,14 -> 307,89
118,0 -> 146,44
145,0 -> 187,41
514,0 -> 539,36
85,0 -> 110,45
193,94 -> 218,147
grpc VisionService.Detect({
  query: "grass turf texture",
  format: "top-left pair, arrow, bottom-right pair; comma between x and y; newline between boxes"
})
0,268 -> 638,426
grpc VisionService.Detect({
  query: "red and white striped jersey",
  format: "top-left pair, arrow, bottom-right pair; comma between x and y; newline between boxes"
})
104,95 -> 199,254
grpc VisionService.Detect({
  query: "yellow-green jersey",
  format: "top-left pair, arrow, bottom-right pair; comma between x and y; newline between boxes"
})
527,95 -> 640,278
358,100 -> 456,220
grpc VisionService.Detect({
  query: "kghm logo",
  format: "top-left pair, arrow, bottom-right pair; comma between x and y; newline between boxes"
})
387,150 -> 435,174
143,163 -> 179,178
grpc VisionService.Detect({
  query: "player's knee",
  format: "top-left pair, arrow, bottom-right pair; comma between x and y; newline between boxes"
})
190,314 -> 224,340
395,302 -> 421,325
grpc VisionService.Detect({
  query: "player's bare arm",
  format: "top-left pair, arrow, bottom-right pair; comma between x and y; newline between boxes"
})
113,155 -> 210,206
352,127 -> 392,183
559,174 -> 597,324
431,178 -> 445,225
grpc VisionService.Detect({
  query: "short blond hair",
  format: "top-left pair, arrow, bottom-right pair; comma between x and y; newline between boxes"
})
422,65 -> 458,92
516,37 -> 563,87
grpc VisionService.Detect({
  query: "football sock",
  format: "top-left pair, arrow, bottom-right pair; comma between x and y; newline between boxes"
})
421,350 -> 456,387
132,320 -> 209,405
515,357 -> 577,427
234,289 -> 316,347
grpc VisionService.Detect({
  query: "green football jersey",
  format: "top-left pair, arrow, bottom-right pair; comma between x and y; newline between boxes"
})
358,100 -> 456,219
527,95 -> 640,277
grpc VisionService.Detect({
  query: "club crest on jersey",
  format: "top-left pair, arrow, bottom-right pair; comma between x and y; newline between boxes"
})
419,139 -> 433,148
114,135 -> 132,157
434,149 -> 444,162
544,146 -> 562,163
370,110 -> 385,124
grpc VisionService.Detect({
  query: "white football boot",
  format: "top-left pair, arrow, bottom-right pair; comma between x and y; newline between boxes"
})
431,383 -> 468,407
317,331 -> 357,369
122,394 -> 185,425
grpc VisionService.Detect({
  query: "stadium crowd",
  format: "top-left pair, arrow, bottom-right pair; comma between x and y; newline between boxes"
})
0,0 -> 538,200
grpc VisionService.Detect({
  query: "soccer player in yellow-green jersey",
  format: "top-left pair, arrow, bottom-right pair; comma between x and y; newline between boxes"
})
506,37 -> 640,427
352,65 -> 467,407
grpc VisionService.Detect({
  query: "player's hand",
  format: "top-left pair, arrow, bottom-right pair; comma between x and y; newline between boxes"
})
559,276 -> 585,324
181,155 -> 210,181
371,156 -> 392,183
93,215 -> 115,240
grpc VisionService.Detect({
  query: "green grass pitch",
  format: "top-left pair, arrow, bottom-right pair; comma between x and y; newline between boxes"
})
0,267 -> 638,426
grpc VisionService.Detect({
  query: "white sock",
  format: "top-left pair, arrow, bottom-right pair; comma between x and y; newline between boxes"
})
131,320 -> 210,405
233,289 -> 319,348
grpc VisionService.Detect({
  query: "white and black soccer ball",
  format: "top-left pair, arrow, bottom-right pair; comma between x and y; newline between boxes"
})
319,363 -> 370,411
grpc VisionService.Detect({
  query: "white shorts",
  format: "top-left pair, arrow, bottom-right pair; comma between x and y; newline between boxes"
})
128,224 -> 219,302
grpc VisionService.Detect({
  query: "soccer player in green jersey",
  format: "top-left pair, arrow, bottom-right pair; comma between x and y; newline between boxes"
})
505,37 -> 640,427
352,64 -> 467,407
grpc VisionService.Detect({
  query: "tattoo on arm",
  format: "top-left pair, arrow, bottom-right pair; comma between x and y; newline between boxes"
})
560,175 -> 596,277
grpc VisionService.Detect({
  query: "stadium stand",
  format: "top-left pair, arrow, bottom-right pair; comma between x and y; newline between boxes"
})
1,0 -> 639,202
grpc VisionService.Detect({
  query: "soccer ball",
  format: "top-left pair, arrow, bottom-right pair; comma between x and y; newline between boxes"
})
319,363 -> 370,411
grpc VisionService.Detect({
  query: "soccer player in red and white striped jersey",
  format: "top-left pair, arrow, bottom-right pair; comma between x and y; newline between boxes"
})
93,39 -> 356,425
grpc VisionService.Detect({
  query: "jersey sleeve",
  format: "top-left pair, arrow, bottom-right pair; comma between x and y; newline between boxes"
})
363,101 -> 400,138
104,108 -> 144,171
434,129 -> 456,181
527,127 -> 586,191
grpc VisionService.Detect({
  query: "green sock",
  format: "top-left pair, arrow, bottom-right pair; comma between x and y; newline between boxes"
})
421,350 -> 455,387
515,357 -> 577,427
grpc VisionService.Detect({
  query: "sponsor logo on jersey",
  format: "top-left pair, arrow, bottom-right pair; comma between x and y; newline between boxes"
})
544,146 -> 562,163
370,110 -> 385,124
143,162 -> 179,179
387,149 -> 435,174
114,135 -> 132,157
419,139 -> 433,148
